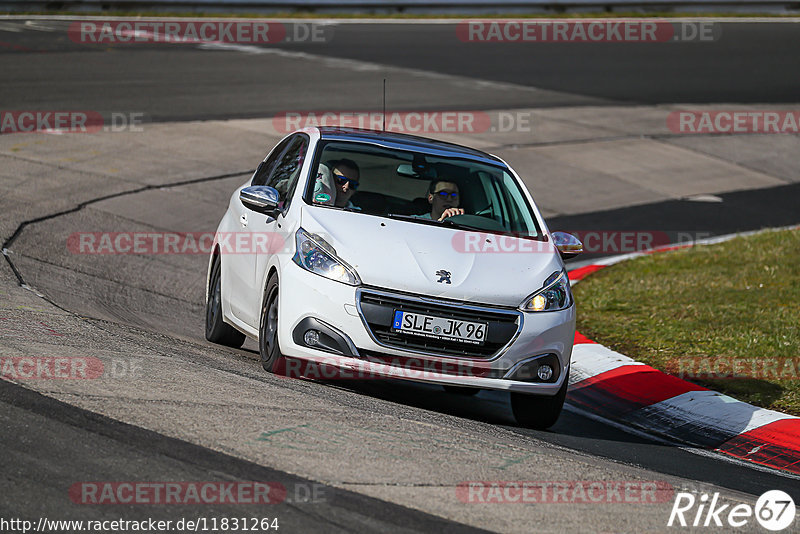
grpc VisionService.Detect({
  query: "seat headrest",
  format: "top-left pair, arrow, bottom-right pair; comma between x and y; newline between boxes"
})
313,163 -> 336,205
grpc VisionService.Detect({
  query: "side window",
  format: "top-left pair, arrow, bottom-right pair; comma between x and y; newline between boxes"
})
266,135 -> 308,209
478,172 -> 507,227
251,137 -> 292,186
500,172 -> 537,235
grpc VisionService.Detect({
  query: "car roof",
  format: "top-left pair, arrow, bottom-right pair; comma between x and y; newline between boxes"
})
313,126 -> 505,166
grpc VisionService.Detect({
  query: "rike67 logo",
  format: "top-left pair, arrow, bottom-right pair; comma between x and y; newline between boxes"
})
668,490 -> 796,531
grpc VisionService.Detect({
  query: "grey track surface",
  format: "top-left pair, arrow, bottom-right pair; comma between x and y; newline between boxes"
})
0,379 -> 489,533
0,20 -> 799,122
268,22 -> 800,105
2,18 -> 800,533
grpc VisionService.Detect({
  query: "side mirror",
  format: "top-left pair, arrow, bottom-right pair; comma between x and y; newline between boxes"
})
552,231 -> 583,259
240,186 -> 280,217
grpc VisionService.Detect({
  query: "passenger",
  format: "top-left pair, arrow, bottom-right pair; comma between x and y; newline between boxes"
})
313,159 -> 361,210
420,180 -> 465,221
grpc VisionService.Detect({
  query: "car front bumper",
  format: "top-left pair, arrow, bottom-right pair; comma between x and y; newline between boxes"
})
278,263 -> 575,395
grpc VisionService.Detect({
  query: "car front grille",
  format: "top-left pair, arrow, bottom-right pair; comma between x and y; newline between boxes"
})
358,289 -> 520,359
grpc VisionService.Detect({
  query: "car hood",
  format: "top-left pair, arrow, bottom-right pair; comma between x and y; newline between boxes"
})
301,207 -> 563,308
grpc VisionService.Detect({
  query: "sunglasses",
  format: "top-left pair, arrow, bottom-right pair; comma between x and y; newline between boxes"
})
435,191 -> 459,198
334,174 -> 359,190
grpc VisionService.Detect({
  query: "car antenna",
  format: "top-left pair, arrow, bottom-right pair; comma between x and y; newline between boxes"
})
382,78 -> 386,132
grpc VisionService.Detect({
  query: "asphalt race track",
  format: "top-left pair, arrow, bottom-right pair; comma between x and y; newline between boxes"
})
1,17 -> 799,533
3,20 -> 800,119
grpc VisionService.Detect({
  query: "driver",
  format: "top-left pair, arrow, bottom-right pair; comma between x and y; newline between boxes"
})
421,180 -> 465,221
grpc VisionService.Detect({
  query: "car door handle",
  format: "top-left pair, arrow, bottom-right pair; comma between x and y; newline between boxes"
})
240,213 -> 248,227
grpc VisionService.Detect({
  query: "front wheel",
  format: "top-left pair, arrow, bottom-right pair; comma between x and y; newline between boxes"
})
258,273 -> 282,373
205,255 -> 246,348
510,371 -> 569,430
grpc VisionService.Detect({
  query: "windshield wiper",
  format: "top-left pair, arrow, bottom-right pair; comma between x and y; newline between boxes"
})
324,205 -> 361,213
438,218 -> 487,232
383,213 -> 484,232
383,213 -> 533,238
383,213 -> 439,225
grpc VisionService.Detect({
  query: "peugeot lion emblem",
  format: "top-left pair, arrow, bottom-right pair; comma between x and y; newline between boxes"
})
435,269 -> 452,284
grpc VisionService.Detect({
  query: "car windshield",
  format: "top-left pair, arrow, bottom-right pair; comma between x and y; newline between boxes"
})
306,140 -> 543,239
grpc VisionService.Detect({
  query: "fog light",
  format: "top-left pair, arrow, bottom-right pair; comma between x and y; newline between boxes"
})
304,330 -> 320,346
537,365 -> 553,381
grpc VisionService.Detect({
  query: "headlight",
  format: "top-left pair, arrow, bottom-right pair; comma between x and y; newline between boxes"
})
292,228 -> 361,286
520,270 -> 572,312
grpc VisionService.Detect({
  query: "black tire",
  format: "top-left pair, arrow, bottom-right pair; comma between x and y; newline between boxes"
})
205,255 -> 246,348
510,371 -> 569,430
443,385 -> 480,396
258,273 -> 282,373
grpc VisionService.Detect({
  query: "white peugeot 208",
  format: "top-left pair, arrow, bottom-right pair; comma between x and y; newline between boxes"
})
206,127 -> 582,429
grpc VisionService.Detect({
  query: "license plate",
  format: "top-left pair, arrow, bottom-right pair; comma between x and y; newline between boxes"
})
392,310 -> 487,345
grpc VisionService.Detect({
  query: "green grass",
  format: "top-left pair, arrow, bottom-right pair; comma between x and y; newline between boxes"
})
573,228 -> 800,415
